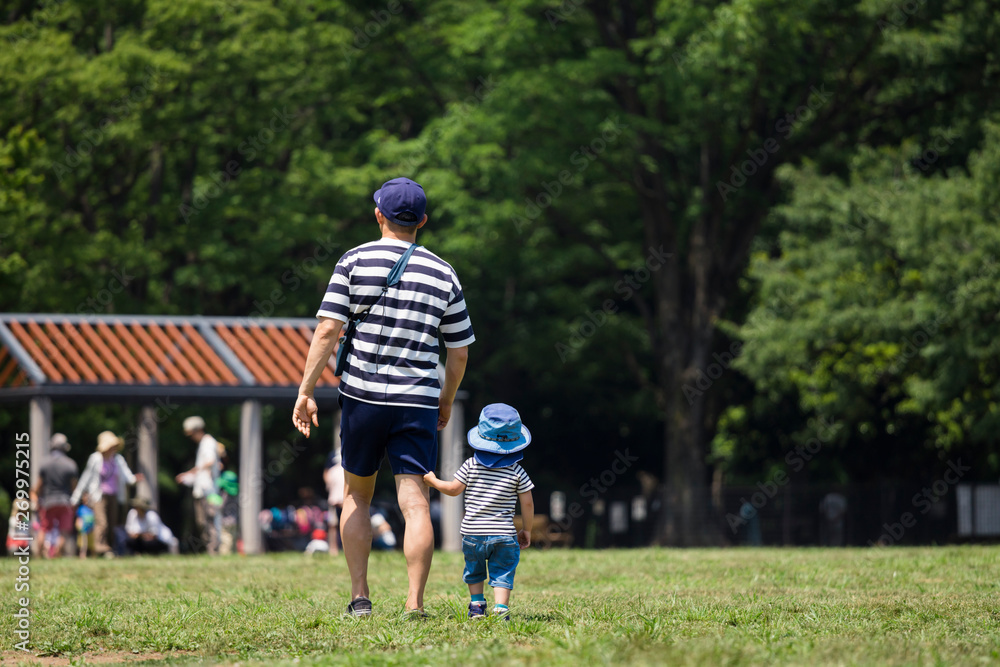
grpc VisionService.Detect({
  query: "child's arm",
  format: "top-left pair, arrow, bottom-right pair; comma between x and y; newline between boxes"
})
517,490 -> 534,548
423,471 -> 467,497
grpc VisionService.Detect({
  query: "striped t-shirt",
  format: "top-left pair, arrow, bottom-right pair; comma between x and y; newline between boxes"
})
317,239 -> 475,408
454,457 -> 534,536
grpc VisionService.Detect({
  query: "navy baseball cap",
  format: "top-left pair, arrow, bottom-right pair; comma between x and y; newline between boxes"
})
373,177 -> 427,226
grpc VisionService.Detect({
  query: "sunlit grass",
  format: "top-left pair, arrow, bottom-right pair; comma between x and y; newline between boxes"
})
1,546 -> 999,665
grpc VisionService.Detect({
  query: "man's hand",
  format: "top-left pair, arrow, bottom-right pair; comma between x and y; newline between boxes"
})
293,394 -> 319,437
517,529 -> 531,549
437,400 -> 452,431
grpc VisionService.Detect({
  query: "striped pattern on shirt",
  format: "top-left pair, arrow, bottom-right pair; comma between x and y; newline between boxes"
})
317,239 -> 475,408
454,457 -> 534,536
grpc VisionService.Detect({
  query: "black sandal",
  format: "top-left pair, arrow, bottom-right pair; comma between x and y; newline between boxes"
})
346,596 -> 373,617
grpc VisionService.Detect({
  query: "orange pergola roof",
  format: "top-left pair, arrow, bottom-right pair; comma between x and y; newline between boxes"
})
0,314 -> 339,402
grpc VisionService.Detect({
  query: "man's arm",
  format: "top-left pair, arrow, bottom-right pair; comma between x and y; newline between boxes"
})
437,345 -> 469,431
517,490 -> 534,548
423,471 -> 467,497
293,317 -> 344,437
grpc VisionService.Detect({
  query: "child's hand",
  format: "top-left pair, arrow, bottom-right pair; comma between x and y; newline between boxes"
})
423,472 -> 437,486
517,529 -> 531,549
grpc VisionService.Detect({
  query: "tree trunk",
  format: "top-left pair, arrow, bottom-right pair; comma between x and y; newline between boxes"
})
651,207 -> 727,546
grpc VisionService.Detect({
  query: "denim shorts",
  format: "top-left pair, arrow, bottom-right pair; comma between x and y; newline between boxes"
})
462,534 -> 520,590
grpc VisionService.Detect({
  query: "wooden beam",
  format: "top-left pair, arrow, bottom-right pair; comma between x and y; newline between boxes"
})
29,397 -> 52,490
439,396 -> 464,553
239,399 -> 263,555
137,406 -> 159,510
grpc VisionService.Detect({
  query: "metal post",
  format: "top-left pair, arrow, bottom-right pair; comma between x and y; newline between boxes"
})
439,398 -> 464,553
239,400 -> 264,555
137,406 -> 159,509
29,397 -> 52,488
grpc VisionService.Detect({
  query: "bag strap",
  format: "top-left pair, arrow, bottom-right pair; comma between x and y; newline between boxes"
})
386,243 -> 418,287
349,243 -> 420,324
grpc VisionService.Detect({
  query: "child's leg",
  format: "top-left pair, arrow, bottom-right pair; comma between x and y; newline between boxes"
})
494,587 -> 511,606
468,582 -> 485,597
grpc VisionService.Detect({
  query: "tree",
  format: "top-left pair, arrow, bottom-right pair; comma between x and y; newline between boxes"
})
383,0 -> 1000,543
727,124 -> 1000,479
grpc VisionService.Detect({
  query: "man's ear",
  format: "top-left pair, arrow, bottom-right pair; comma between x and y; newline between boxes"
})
415,214 -> 428,230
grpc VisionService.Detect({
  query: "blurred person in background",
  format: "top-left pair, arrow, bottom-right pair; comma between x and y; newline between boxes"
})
175,416 -> 220,555
305,528 -> 331,556
124,497 -> 174,555
71,431 -> 142,558
30,433 -> 78,558
323,450 -> 345,556
217,470 -> 240,555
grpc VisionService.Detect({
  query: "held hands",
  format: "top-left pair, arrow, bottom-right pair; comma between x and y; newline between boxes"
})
517,529 -> 531,549
293,394 -> 319,437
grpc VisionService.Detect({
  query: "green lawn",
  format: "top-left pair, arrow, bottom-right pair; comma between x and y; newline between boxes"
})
2,546 -> 999,665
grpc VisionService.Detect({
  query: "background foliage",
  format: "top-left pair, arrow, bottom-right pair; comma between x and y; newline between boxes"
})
1,0 -> 999,544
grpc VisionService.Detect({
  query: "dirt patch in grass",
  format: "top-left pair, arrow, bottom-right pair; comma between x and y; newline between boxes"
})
1,650 -> 173,665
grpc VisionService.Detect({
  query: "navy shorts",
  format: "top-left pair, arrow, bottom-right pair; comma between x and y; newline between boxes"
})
339,395 -> 438,477
462,535 -> 520,590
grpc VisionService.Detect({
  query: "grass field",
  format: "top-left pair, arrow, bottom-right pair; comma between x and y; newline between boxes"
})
2,546 -> 999,665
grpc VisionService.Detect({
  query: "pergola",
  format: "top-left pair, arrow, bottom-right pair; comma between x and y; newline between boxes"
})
0,313 -> 465,553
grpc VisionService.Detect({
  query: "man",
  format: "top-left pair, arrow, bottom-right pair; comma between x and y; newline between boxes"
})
293,177 -> 473,617
175,416 -> 220,555
30,433 -> 78,558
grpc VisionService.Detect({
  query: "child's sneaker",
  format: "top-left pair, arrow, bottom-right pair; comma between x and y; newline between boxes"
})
468,601 -> 487,619
492,605 -> 510,621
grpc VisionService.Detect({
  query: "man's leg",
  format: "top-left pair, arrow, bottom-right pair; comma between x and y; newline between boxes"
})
394,474 -> 433,611
341,471 -> 377,601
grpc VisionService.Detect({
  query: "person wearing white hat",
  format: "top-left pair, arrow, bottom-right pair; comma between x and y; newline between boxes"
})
30,433 -> 78,558
70,431 -> 142,557
175,416 -> 221,555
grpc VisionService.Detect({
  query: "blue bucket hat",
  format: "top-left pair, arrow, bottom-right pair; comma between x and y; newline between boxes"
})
373,177 -> 426,226
468,403 -> 530,451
